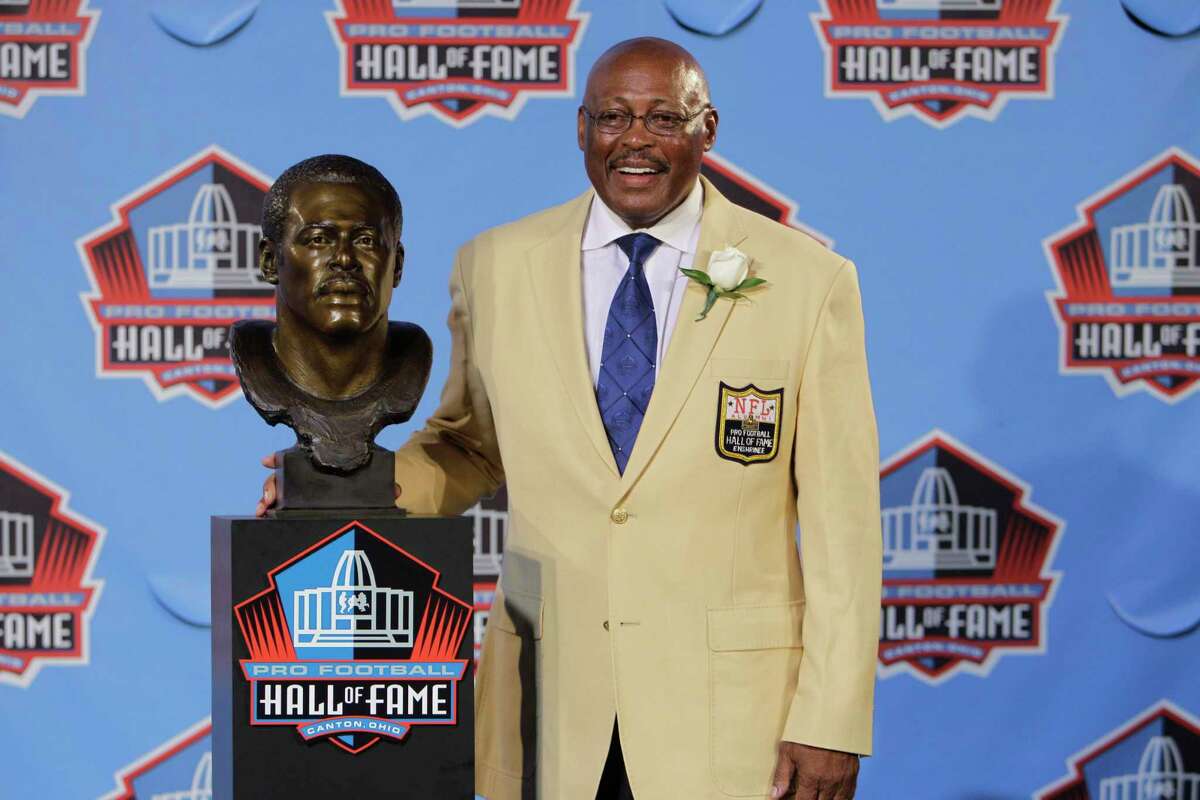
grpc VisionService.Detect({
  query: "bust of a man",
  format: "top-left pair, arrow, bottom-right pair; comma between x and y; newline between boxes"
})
231,155 -> 431,505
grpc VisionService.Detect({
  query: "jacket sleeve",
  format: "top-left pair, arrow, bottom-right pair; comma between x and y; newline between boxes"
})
393,245 -> 504,515
781,259 -> 882,757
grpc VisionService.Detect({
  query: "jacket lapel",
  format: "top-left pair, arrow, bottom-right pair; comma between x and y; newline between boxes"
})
527,190 -> 622,478
619,178 -> 748,492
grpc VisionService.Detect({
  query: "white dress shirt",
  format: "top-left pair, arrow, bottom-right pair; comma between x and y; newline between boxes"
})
581,180 -> 704,386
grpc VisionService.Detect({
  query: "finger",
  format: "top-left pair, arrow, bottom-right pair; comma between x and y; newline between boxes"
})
770,752 -> 796,799
257,474 -> 276,517
261,452 -> 276,468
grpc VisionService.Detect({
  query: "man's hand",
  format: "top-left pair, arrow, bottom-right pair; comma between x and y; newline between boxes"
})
770,741 -> 859,800
255,453 -> 277,517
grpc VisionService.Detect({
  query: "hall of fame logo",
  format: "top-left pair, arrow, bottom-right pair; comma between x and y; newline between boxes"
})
77,146 -> 275,408
878,431 -> 1062,683
326,0 -> 588,127
700,153 -> 832,247
0,0 -> 98,119
812,0 -> 1066,128
0,450 -> 104,687
1046,148 -> 1200,403
235,521 -> 471,754
1035,700 -> 1200,799
101,718 -> 212,800
465,486 -> 506,662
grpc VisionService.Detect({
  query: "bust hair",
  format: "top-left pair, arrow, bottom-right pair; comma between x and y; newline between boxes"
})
261,154 -> 403,242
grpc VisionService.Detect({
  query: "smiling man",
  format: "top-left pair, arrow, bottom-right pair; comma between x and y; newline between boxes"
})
258,38 -> 882,800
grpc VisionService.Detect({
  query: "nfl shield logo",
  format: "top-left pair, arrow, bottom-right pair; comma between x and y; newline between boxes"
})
715,383 -> 782,465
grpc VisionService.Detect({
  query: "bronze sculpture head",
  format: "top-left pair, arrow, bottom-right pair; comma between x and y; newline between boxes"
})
231,155 -> 431,509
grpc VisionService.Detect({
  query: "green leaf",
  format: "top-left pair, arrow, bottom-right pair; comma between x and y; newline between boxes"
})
680,268 -> 714,286
736,277 -> 768,290
695,287 -> 720,321
722,292 -> 748,301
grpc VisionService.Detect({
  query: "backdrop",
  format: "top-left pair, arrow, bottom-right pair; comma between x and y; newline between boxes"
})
1,0 -> 1199,798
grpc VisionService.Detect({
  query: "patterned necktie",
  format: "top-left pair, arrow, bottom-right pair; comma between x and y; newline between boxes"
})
596,232 -> 662,473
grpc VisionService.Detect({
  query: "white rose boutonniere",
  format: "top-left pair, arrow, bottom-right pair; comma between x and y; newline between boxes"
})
680,246 -> 767,321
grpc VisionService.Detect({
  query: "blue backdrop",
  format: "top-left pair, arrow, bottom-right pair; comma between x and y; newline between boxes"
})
1,0 -> 1198,797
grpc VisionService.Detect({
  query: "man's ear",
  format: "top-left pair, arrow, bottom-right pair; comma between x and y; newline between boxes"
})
577,105 -> 587,151
703,106 -> 719,152
258,239 -> 279,284
392,243 -> 404,288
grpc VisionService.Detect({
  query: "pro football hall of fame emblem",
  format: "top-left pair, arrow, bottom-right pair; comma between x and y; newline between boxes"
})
327,0 -> 588,127
0,0 -> 98,119
812,0 -> 1066,128
1035,701 -> 1200,799
878,431 -> 1063,683
235,521 -> 471,754
102,718 -> 212,800
1046,147 -> 1200,403
0,450 -> 104,687
77,146 -> 275,408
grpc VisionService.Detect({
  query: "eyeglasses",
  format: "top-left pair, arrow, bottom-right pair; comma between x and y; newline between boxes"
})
581,104 -> 711,136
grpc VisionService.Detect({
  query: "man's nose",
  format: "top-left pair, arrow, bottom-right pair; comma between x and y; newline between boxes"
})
617,116 -> 655,148
331,235 -> 358,269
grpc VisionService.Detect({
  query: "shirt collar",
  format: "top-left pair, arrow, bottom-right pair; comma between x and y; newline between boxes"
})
581,179 -> 704,253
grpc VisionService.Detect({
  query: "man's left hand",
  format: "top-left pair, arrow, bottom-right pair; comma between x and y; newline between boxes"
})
770,740 -> 859,799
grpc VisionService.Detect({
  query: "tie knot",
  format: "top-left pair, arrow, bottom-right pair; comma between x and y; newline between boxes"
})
615,233 -> 662,271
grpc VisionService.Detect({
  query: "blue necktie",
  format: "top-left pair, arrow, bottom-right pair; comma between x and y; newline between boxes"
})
596,233 -> 662,473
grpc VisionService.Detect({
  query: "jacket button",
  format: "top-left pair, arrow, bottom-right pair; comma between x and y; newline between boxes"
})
603,620 -> 609,631
611,508 -> 629,524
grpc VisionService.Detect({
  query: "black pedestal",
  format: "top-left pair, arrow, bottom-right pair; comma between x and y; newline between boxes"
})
212,513 -> 474,799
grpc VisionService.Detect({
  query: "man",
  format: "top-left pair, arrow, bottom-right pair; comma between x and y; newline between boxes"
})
259,37 -> 881,800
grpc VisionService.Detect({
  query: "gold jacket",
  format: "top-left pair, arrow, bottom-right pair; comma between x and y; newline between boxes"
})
395,178 -> 882,799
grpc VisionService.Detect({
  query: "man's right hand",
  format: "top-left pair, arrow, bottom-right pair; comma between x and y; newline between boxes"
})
255,453 -> 277,517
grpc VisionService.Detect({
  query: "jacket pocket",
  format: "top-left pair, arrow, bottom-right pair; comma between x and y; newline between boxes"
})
708,602 -> 805,797
707,358 -> 790,380
476,589 -> 543,778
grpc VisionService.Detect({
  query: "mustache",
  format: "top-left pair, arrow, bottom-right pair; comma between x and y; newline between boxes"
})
609,151 -> 669,171
316,274 -> 372,296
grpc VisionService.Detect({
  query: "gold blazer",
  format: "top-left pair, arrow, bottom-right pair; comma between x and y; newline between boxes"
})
395,177 -> 882,799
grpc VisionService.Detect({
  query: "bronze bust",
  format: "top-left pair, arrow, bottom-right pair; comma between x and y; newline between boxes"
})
231,155 -> 431,510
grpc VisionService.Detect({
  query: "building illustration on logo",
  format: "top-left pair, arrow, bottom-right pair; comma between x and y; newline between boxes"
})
1036,701 -> 1200,799
0,451 -> 104,688
326,0 -> 589,127
468,494 -> 506,578
235,521 -> 471,754
466,487 -> 506,660
101,718 -> 212,800
812,0 -> 1066,128
0,0 -> 98,119
1110,183 -> 1200,289
1045,147 -> 1200,403
882,466 -> 997,571
293,549 -> 415,648
77,146 -> 275,407
148,183 -> 266,291
0,509 -> 35,578
878,431 -> 1062,684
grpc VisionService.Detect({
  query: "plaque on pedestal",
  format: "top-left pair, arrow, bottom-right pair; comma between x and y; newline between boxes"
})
212,514 -> 474,798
